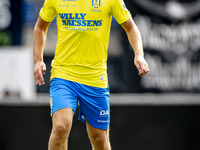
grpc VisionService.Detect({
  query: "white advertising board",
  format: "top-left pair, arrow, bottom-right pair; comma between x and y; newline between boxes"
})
0,47 -> 36,101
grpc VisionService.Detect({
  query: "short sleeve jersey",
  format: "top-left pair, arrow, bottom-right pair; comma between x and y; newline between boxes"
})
40,0 -> 131,88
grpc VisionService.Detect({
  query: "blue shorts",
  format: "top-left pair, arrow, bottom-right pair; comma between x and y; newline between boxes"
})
49,78 -> 110,130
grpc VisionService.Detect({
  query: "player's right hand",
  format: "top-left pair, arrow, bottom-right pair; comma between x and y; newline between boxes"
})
34,61 -> 46,86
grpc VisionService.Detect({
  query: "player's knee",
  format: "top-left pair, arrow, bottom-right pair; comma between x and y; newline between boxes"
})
92,133 -> 107,145
54,123 -> 71,136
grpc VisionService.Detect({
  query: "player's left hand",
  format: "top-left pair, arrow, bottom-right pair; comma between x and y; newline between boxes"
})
134,55 -> 149,76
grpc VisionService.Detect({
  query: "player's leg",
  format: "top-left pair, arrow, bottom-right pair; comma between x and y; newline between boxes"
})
48,78 -> 79,150
86,121 -> 111,150
77,82 -> 111,150
48,108 -> 74,150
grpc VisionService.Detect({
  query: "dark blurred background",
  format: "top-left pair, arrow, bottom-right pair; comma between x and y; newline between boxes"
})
0,0 -> 200,149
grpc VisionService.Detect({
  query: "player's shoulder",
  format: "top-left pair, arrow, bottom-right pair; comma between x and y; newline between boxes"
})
110,0 -> 125,6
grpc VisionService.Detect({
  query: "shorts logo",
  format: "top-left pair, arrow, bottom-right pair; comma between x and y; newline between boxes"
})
100,110 -> 109,116
50,97 -> 53,108
98,120 -> 109,123
92,0 -> 101,9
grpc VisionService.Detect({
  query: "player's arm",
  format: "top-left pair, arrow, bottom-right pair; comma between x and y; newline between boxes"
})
33,16 -> 51,86
121,17 -> 149,76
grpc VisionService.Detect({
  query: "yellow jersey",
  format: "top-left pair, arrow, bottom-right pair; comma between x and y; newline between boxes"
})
39,0 -> 131,88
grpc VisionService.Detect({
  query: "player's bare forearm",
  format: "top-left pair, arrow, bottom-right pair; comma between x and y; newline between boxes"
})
33,16 -> 50,85
121,18 -> 143,57
121,17 -> 149,76
33,27 -> 45,64
33,16 -> 50,63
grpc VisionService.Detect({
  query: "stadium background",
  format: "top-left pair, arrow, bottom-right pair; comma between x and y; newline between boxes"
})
0,0 -> 200,149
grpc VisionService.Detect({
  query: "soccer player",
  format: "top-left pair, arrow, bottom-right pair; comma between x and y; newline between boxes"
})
33,0 -> 149,149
